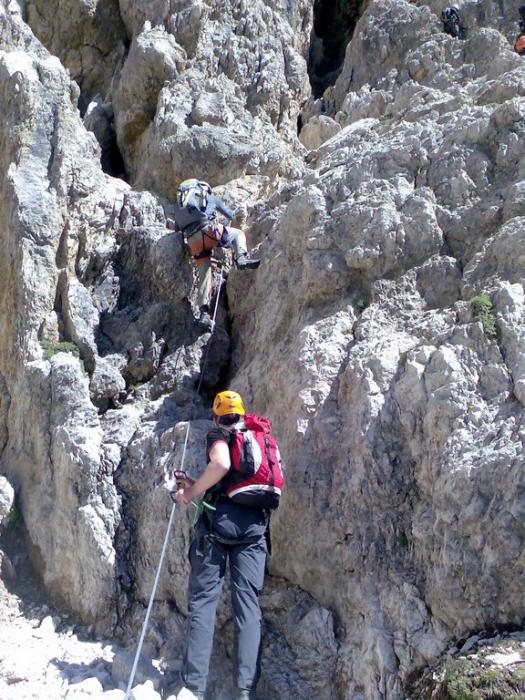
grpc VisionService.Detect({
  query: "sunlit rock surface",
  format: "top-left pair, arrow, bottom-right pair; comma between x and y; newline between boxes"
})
0,0 -> 524,698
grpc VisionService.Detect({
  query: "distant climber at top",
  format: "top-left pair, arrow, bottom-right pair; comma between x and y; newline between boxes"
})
441,6 -> 467,39
519,3 -> 525,31
171,179 -> 260,330
514,4 -> 525,53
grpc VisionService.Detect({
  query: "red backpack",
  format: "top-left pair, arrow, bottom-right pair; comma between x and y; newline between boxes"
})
516,34 -> 525,54
223,414 -> 284,509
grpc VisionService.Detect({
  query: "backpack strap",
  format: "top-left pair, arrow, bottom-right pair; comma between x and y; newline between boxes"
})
263,435 -> 275,487
265,513 -> 272,556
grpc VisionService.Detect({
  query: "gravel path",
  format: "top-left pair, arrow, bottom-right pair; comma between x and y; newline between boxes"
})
0,595 -> 116,699
0,526 -> 161,700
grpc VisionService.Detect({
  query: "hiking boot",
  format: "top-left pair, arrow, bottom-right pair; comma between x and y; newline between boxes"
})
236,254 -> 260,270
175,688 -> 204,700
196,306 -> 214,332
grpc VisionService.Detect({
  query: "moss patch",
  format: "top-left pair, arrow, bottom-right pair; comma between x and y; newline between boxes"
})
39,340 -> 80,361
7,506 -> 21,523
355,294 -> 369,311
397,530 -> 409,548
442,656 -> 525,699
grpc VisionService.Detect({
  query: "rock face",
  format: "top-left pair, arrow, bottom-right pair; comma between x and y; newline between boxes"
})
25,0 -> 127,109
0,0 -> 524,698
0,476 -> 14,529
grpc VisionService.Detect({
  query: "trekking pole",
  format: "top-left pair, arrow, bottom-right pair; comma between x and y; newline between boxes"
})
124,270 -> 225,699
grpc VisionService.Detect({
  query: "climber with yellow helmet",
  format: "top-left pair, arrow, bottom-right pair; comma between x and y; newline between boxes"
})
172,390 -> 283,700
170,179 -> 260,331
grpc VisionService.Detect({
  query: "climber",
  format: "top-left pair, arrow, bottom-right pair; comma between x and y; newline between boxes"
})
171,179 -> 260,331
515,4 -> 525,53
514,30 -> 525,54
520,3 -> 525,32
441,6 -> 467,39
172,390 -> 283,700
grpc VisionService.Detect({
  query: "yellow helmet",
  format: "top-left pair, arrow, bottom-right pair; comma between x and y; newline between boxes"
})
212,390 -> 246,416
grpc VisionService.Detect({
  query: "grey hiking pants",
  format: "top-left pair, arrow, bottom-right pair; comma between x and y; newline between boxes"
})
194,227 -> 248,309
182,512 -> 267,694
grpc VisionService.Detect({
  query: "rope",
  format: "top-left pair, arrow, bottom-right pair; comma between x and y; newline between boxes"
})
124,268 -> 225,699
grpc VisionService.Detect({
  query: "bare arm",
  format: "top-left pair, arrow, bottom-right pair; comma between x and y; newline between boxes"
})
175,441 -> 231,504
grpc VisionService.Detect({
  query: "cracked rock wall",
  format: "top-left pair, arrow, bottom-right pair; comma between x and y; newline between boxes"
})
0,0 -> 524,698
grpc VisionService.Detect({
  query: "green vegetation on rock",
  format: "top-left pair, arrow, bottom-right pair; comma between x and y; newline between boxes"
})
397,530 -> 409,548
355,293 -> 370,311
406,639 -> 525,699
39,340 -> 80,361
470,295 -> 498,340
7,506 -> 21,523
443,656 -> 525,699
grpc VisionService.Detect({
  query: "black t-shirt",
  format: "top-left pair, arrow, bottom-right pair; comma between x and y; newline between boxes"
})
205,426 -> 232,498
204,425 -> 268,539
206,426 -> 231,461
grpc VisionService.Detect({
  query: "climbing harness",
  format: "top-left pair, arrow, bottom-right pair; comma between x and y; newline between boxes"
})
124,269 -> 225,700
190,495 -> 217,528
186,223 -> 228,265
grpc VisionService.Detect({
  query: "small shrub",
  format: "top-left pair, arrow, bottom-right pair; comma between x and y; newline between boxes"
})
397,530 -> 409,548
445,659 -> 479,700
442,655 -> 525,700
355,294 -> 369,311
7,506 -> 21,523
470,295 -> 497,340
40,340 -> 80,361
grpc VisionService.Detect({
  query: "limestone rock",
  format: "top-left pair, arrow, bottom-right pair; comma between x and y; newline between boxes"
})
32,615 -> 56,638
128,680 -> 161,700
494,282 -> 525,406
1,0 -> 525,698
111,0 -> 311,194
83,95 -> 125,178
66,676 -> 104,697
0,0 -> 123,625
0,475 -> 14,528
25,0 -> 127,106
90,355 -> 127,411
299,115 -> 341,150
111,649 -> 162,691
258,583 -> 338,700
113,26 -> 185,159
84,96 -> 114,155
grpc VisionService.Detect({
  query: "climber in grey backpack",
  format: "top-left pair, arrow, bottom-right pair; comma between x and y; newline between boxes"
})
171,179 -> 260,331
441,5 -> 467,39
